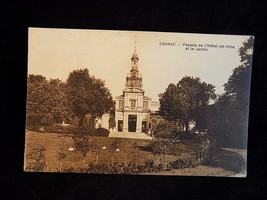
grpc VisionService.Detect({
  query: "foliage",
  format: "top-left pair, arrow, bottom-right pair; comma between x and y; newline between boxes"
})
66,68 -> 114,127
26,144 -> 46,172
224,36 -> 253,108
109,138 -> 121,152
26,75 -> 70,128
72,134 -> 91,158
152,139 -> 174,166
57,151 -> 67,172
86,160 -> 167,174
57,151 -> 67,161
170,154 -> 200,169
109,138 -> 122,165
44,124 -> 64,133
208,37 -> 254,148
159,77 -> 216,131
67,126 -> 95,135
175,131 -> 200,141
27,68 -> 114,131
150,118 -> 177,139
89,138 -> 103,164
95,128 -> 110,137
150,119 -> 180,167
197,136 -> 216,163
39,125 -> 97,135
206,149 -> 245,173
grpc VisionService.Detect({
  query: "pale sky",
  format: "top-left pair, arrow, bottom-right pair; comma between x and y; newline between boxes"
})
28,28 -> 250,101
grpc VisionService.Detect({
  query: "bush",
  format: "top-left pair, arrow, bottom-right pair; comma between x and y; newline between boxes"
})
175,131 -> 200,141
206,149 -> 245,173
62,126 -> 96,135
44,124 -> 63,133
25,161 -> 46,172
95,128 -> 110,137
27,125 -> 44,132
36,125 -> 98,135
170,154 -> 200,169
26,144 -> 46,172
151,119 -> 177,139
85,160 -> 169,174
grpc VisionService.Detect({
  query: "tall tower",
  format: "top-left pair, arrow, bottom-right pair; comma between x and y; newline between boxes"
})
115,47 -> 151,134
125,49 -> 143,90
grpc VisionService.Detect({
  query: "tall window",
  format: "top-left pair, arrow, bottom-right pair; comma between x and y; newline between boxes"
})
143,101 -> 148,109
119,100 -> 124,108
130,99 -> 136,108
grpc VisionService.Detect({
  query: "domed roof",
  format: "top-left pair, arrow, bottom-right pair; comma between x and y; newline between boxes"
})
131,52 -> 139,60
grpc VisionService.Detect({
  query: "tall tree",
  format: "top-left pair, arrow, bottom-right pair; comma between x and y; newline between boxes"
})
159,76 -> 216,131
224,36 -> 254,111
66,68 -> 114,127
209,37 -> 254,148
27,75 -> 70,127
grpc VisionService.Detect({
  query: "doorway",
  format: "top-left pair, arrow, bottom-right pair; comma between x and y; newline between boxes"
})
118,120 -> 123,132
128,115 -> 137,132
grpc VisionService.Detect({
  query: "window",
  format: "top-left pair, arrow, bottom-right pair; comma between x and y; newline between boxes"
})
119,100 -> 124,108
130,99 -> 136,108
143,101 -> 148,109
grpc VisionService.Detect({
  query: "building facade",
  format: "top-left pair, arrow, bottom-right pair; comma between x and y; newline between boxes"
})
114,50 -> 152,133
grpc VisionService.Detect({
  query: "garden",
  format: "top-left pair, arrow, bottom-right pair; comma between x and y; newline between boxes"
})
24,129 -> 245,176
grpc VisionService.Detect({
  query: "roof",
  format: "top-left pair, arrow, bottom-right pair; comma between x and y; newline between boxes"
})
115,95 -> 124,99
131,52 -> 139,60
143,96 -> 151,100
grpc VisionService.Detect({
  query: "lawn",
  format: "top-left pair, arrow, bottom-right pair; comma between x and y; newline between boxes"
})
24,131 -> 198,173
24,131 -> 242,177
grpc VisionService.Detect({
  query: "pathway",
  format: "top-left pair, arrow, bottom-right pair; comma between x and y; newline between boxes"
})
109,131 -> 152,140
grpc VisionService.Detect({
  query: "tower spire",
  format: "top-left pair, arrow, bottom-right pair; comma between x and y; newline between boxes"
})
131,35 -> 139,61
125,39 -> 143,89
134,35 -> 136,53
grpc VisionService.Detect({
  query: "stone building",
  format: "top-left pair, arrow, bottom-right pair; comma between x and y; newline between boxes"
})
114,49 -> 152,133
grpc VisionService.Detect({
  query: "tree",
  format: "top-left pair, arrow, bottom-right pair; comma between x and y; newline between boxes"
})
90,138 -> 103,164
224,36 -> 254,112
151,120 -> 177,167
66,68 -> 114,127
72,134 -> 91,169
159,76 -> 216,131
27,75 -> 70,128
109,138 -> 121,166
209,37 -> 254,148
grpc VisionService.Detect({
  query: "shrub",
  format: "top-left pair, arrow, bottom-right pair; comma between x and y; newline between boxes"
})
175,131 -> 200,141
85,160 -> 169,174
95,128 -> 110,137
26,144 -> 46,172
61,167 -> 76,173
152,138 -> 174,166
62,126 -> 96,135
151,119 -> 177,139
170,154 -> 200,169
206,149 -> 245,173
27,126 -> 45,132
44,124 -> 63,133
25,161 -> 46,172
220,154 -> 245,173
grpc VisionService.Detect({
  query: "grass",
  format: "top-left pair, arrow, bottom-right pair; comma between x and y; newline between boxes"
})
24,131 -> 243,176
24,131 -> 197,172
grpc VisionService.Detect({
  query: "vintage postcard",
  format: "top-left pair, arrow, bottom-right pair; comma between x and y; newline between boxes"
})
25,28 -> 254,177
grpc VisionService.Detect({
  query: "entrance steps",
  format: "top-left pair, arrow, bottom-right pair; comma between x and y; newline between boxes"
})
108,131 -> 152,140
